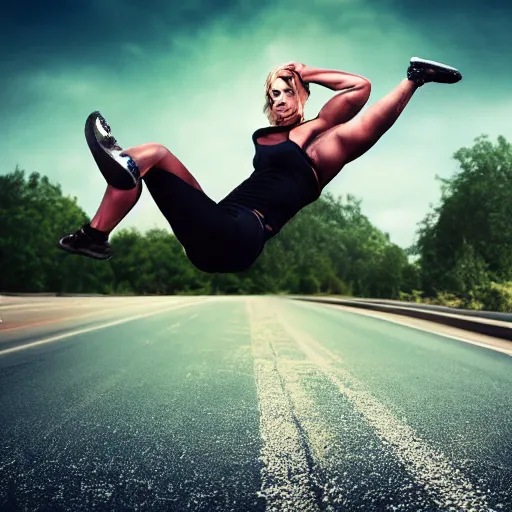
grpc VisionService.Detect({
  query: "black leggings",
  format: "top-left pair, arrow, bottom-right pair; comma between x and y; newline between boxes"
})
143,167 -> 267,273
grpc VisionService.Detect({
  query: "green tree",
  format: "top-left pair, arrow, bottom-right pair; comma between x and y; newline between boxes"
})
0,168 -> 114,293
1,168 -> 413,299
413,135 -> 512,300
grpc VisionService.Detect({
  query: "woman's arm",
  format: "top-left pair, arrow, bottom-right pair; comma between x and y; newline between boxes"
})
285,62 -> 369,91
284,62 -> 372,128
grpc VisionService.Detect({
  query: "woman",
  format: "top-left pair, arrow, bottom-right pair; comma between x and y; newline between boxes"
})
59,57 -> 462,273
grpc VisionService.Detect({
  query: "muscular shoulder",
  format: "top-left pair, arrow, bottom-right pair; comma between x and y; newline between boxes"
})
289,117 -> 330,147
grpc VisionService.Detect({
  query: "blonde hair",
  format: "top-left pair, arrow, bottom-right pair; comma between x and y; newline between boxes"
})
263,65 -> 311,126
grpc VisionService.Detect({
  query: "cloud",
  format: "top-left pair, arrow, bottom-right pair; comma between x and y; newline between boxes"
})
2,0 -> 511,249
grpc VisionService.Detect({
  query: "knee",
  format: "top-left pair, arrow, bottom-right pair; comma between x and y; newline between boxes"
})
141,143 -> 173,169
125,142 -> 170,161
148,142 -> 170,159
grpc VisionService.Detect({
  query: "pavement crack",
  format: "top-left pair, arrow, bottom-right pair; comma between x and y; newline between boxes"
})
268,340 -> 328,511
247,298 -> 320,511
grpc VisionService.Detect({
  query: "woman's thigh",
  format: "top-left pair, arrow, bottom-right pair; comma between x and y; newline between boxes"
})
124,143 -> 204,191
143,169 -> 265,273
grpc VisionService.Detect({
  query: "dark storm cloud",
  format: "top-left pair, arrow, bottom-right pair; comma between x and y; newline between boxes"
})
2,0 -> 269,74
5,0 -> 510,77
372,0 -> 512,63
2,0 -> 278,114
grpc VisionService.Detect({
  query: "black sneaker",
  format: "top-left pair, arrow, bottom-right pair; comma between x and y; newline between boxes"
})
58,228 -> 112,260
84,111 -> 140,190
407,57 -> 462,86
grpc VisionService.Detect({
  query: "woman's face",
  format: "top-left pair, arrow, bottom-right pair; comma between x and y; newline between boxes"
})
269,77 -> 301,126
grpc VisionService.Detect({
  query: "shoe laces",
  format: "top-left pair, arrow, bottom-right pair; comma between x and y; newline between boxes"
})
407,66 -> 425,86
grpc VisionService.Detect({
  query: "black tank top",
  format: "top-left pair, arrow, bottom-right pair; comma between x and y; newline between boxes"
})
218,124 -> 320,236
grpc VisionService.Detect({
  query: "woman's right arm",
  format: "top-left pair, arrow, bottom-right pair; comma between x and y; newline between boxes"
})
285,62 -> 369,92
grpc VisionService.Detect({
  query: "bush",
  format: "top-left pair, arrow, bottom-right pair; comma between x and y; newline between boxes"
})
399,289 -> 424,303
431,291 -> 465,308
475,281 -> 512,312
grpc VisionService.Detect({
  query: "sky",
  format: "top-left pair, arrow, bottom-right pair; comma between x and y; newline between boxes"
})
2,0 -> 511,250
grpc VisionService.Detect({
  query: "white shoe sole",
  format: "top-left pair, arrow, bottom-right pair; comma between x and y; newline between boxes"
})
85,111 -> 139,190
410,57 -> 459,72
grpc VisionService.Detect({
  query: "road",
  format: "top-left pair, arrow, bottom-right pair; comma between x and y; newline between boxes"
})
0,295 -> 511,511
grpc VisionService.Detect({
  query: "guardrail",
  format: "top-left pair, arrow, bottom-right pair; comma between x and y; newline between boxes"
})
288,296 -> 512,342
334,297 -> 512,323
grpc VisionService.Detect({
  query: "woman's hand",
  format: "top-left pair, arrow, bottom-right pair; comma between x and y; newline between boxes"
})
283,62 -> 307,77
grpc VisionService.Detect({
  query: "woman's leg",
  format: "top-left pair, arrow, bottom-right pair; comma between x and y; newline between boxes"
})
59,142 -> 207,259
61,111 -> 258,267
89,143 -> 203,234
308,58 -> 462,188
309,78 -> 418,187
89,183 -> 143,233
122,143 -> 203,191
61,135 -> 262,272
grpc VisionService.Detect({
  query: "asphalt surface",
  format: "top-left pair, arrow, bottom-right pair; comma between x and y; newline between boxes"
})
0,295 -> 511,512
